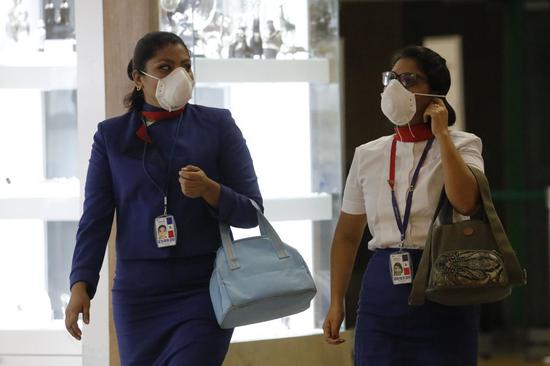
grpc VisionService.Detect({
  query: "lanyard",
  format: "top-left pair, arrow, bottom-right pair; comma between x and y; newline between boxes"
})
142,114 -> 183,215
388,137 -> 434,246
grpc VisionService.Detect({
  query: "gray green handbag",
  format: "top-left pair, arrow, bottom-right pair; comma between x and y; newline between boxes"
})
408,166 -> 527,306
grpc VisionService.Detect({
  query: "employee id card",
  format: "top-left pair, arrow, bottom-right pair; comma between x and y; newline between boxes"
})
154,214 -> 177,248
389,251 -> 413,285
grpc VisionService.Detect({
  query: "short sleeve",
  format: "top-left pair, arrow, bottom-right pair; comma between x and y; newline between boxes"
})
341,148 -> 366,214
458,134 -> 484,172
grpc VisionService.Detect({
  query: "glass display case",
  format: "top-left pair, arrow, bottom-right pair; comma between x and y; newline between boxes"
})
160,0 -> 342,342
0,0 -> 81,363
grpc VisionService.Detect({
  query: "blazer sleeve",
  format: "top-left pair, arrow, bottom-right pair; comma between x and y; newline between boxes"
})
69,123 -> 115,299
216,110 -> 263,228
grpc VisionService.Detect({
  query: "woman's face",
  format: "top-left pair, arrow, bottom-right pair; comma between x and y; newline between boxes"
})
391,57 -> 433,123
133,43 -> 193,107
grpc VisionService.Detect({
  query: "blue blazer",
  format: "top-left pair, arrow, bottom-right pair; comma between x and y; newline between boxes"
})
70,104 -> 262,297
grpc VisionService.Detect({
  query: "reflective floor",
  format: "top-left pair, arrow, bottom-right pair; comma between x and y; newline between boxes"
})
224,331 -> 550,366
479,357 -> 549,366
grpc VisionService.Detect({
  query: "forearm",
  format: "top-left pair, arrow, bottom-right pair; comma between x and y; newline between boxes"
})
436,133 -> 479,215
202,178 -> 221,208
330,236 -> 361,307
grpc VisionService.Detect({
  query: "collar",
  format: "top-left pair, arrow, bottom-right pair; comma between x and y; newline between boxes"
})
394,123 -> 434,142
141,103 -> 185,123
136,103 -> 186,143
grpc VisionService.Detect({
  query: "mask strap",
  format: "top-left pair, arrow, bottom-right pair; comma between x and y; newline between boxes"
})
395,127 -> 404,141
140,70 -> 159,80
407,122 -> 416,138
415,92 -> 446,98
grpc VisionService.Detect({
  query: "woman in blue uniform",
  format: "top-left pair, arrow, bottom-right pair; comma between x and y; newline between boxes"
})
65,31 -> 262,365
323,46 -> 483,365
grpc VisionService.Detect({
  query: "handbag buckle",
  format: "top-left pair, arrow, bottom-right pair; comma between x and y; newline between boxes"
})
463,226 -> 475,236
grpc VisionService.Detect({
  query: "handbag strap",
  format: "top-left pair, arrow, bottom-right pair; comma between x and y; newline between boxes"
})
468,167 -> 526,285
219,199 -> 290,270
408,190 -> 445,305
438,192 -> 486,225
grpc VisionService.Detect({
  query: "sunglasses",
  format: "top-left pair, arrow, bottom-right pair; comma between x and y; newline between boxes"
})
382,71 -> 426,88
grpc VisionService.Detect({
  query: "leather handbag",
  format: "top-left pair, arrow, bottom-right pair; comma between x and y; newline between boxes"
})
409,166 -> 526,306
209,200 -> 317,328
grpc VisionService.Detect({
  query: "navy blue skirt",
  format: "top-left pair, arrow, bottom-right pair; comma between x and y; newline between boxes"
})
112,255 -> 233,366
355,248 -> 480,366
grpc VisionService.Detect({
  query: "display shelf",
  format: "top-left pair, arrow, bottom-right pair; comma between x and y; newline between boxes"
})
0,65 -> 76,90
0,57 -> 328,89
0,330 -> 81,355
194,58 -> 330,83
0,179 -> 79,220
0,49 -> 76,90
263,193 -> 333,221
0,182 -> 332,222
0,196 -> 79,221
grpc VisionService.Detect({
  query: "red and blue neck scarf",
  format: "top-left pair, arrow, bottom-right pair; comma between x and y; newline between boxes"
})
136,103 -> 185,143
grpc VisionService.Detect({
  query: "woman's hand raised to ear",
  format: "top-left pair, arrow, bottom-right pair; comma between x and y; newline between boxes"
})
425,98 -> 480,215
424,98 -> 449,138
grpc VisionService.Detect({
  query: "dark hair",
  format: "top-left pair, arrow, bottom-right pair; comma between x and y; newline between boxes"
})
391,45 -> 456,125
158,225 -> 167,232
124,31 -> 189,111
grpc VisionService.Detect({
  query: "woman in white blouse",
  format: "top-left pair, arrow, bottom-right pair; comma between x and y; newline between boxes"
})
323,46 -> 483,365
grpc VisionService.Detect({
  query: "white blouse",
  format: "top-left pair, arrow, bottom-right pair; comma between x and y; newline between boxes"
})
341,130 -> 484,250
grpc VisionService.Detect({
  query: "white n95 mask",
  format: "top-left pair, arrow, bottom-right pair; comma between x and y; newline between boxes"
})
380,79 -> 445,126
141,67 -> 194,112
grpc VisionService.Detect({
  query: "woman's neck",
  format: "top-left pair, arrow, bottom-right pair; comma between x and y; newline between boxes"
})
409,114 -> 425,125
144,97 -> 162,110
143,102 -> 165,112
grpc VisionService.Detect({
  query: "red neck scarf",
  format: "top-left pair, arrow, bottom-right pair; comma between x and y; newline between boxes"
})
394,123 -> 434,142
136,105 -> 185,143
141,108 -> 185,123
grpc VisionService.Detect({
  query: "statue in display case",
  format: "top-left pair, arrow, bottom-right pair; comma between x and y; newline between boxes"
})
228,25 -> 252,58
263,19 -> 282,59
43,0 -> 74,40
200,11 -> 229,58
249,17 -> 263,59
159,0 -> 336,60
309,0 -> 338,57
161,0 -> 217,58
5,0 -> 30,43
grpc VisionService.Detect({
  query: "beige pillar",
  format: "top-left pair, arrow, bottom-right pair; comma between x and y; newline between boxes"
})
102,1 -> 158,364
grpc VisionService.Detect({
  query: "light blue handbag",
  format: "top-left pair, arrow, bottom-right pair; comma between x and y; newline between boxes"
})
209,200 -> 317,329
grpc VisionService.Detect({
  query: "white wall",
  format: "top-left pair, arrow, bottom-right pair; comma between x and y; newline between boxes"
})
75,1 -> 109,365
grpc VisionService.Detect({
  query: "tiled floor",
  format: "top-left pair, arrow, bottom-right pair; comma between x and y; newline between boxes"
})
479,356 -> 549,366
224,331 -> 550,366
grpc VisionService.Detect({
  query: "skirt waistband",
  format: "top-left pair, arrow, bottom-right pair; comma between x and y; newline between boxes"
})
113,254 -> 215,295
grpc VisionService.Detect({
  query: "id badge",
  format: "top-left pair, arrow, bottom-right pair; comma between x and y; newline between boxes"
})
154,214 -> 177,248
389,251 -> 413,285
